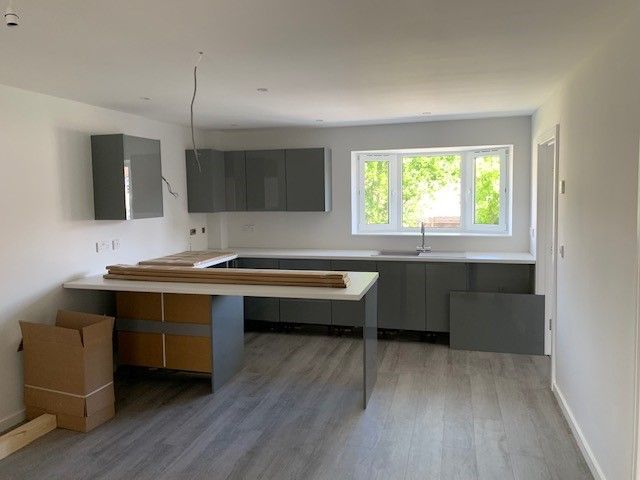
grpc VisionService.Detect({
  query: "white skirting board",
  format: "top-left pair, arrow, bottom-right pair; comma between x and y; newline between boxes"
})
552,382 -> 606,480
0,409 -> 25,434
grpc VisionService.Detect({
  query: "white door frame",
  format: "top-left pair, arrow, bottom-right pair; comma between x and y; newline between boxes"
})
535,125 -> 560,379
633,137 -> 640,480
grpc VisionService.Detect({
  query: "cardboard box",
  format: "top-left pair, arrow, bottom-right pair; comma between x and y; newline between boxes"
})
20,310 -> 115,433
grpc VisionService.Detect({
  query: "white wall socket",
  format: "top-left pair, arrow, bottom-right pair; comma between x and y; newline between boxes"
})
243,224 -> 256,232
112,239 -> 121,250
96,240 -> 111,253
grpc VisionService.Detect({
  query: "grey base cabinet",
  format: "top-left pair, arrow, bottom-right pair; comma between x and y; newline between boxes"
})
331,261 -> 377,327
377,262 -> 426,331
426,263 -> 468,332
279,259 -> 332,325
237,258 -> 280,322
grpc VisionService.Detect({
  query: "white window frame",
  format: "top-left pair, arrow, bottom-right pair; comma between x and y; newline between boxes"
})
351,145 -> 512,236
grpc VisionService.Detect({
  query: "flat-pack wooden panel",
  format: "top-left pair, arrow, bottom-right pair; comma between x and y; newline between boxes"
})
164,293 -> 211,324
165,335 -> 212,373
117,331 -> 163,367
116,292 -> 162,321
450,292 -> 545,355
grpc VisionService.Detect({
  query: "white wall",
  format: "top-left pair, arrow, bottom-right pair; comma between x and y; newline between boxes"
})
532,9 -> 640,480
205,116 -> 532,252
0,84 -> 207,430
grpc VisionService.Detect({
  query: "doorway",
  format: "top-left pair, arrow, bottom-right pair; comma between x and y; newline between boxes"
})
536,125 -> 560,367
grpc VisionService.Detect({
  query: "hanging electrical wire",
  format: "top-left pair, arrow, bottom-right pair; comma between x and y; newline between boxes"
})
190,51 -> 204,172
162,176 -> 179,198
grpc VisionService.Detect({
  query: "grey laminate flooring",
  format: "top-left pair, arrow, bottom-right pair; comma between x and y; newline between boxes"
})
0,332 -> 591,480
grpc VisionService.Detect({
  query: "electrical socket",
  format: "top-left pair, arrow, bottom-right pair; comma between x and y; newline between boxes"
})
189,228 -> 197,236
112,239 -> 121,250
95,240 -> 111,253
243,224 -> 255,232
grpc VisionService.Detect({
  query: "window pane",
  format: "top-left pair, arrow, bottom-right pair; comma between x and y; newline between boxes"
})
401,155 -> 461,228
363,160 -> 390,225
474,154 -> 501,225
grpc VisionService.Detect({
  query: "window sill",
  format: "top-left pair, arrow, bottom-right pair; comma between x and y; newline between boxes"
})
351,231 -> 512,237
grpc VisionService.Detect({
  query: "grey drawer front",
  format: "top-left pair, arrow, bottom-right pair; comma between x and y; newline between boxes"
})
450,292 -> 545,355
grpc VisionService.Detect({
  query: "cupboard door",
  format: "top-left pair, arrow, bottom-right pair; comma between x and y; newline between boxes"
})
224,151 -> 247,211
285,148 -> 331,212
245,150 -> 286,211
377,262 -> 426,331
186,149 -> 226,212
425,263 -> 468,332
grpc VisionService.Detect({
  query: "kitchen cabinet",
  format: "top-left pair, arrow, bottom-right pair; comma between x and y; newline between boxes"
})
185,149 -> 226,212
377,262 -> 426,330
279,259 -> 332,325
468,263 -> 534,294
331,260 -> 376,326
186,149 -> 246,212
285,148 -> 331,212
245,150 -> 287,211
425,263 -> 468,332
236,258 -> 280,322
224,151 -> 247,211
91,134 -> 163,220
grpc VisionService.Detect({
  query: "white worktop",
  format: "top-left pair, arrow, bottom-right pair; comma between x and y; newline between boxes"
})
63,272 -> 379,301
231,248 -> 535,264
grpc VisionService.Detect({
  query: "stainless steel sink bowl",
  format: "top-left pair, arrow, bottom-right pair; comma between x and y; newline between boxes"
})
373,250 -> 466,258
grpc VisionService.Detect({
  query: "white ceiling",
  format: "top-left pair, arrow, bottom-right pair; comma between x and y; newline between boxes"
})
0,0 -> 635,129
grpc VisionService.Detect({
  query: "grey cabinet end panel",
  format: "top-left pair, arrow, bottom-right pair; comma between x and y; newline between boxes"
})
91,134 -> 126,220
450,292 -> 545,355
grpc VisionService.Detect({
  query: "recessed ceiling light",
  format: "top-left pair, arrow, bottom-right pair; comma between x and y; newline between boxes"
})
422,111 -> 432,115
140,96 -> 152,101
315,119 -> 323,122
256,88 -> 269,93
231,124 -> 239,127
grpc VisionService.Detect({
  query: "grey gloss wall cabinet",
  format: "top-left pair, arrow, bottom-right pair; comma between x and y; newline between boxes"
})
245,150 -> 287,211
185,148 -> 331,212
91,134 -> 163,220
186,149 -> 226,212
186,150 -> 247,212
285,148 -> 331,211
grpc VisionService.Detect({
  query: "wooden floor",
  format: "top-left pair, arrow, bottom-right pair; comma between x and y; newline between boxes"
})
0,332 -> 591,480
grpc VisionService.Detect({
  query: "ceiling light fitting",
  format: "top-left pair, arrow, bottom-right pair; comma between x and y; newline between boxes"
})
4,1 -> 19,27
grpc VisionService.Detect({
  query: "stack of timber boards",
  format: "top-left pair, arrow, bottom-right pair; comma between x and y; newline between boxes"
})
139,250 -> 236,268
105,264 -> 349,288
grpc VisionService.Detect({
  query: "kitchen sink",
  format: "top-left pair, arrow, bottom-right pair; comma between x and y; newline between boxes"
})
373,250 -> 466,258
